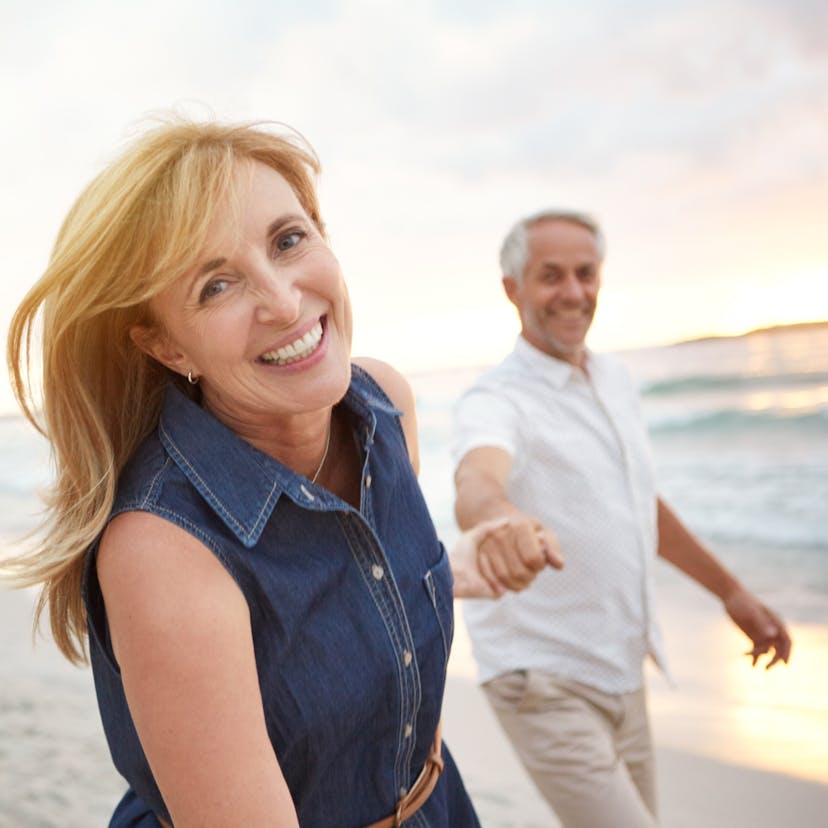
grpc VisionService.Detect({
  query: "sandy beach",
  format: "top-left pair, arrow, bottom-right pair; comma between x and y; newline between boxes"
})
443,674 -> 828,828
2,572 -> 827,827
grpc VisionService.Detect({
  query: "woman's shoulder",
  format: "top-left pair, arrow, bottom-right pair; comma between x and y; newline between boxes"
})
107,429 -> 228,565
115,429 -> 170,503
352,357 -> 415,418
98,509 -> 231,594
352,357 -> 419,474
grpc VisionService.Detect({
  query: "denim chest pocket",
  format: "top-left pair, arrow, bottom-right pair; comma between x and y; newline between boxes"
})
422,542 -> 455,667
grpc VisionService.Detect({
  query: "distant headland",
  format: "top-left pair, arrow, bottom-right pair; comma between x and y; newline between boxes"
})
673,320 -> 828,347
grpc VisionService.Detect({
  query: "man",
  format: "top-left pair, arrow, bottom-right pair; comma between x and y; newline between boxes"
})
451,210 -> 792,828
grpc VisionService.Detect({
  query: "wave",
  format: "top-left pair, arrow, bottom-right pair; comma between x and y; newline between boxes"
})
691,516 -> 828,553
641,371 -> 828,397
648,406 -> 828,435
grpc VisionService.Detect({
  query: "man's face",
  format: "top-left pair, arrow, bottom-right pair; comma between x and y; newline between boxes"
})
503,218 -> 602,367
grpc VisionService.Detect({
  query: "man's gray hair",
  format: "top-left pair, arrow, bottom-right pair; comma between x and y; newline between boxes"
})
499,209 -> 606,281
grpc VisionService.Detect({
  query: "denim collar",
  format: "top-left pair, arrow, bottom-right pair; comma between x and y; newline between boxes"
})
157,364 -> 400,548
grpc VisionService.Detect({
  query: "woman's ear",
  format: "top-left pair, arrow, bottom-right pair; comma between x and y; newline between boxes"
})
129,325 -> 189,376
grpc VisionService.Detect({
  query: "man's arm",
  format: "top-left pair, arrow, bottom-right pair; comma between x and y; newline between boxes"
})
454,446 -> 563,595
657,497 -> 792,668
356,359 -> 550,599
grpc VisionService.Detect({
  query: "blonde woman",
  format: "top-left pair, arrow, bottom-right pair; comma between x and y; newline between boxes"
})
6,119 -> 545,827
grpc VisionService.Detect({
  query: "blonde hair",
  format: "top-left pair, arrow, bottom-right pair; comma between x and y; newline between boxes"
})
5,117 -> 323,663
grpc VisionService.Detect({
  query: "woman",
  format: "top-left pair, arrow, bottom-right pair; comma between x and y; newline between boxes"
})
6,119 -> 521,826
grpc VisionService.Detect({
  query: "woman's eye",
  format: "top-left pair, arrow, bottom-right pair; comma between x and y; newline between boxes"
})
199,278 -> 227,303
276,230 -> 306,252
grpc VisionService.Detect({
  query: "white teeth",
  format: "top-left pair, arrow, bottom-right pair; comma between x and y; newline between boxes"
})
260,321 -> 323,365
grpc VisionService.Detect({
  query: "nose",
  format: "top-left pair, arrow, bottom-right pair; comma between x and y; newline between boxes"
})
252,264 -> 302,327
559,272 -> 585,303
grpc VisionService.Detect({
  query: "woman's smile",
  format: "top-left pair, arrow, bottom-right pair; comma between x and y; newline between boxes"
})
258,317 -> 325,366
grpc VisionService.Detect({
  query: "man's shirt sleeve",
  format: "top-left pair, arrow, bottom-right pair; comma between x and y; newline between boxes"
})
451,381 -> 521,472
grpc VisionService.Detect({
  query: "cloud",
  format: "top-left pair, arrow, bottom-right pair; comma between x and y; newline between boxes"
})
1,0 -> 826,408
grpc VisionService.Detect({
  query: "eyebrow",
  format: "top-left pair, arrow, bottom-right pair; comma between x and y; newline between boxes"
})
539,259 -> 596,270
198,257 -> 226,277
267,213 -> 307,238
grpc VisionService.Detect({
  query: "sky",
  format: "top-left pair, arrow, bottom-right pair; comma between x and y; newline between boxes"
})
1,0 -> 827,413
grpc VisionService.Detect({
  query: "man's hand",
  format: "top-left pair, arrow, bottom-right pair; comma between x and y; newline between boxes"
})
475,512 -> 563,596
724,585 -> 792,669
453,447 -> 563,597
450,514 -> 563,599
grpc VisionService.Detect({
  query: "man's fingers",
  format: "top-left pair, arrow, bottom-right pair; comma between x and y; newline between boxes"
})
511,522 -> 549,574
746,648 -> 761,667
480,535 -> 527,590
537,530 -> 564,569
476,548 -> 506,597
765,650 -> 783,670
471,515 -> 563,593
478,524 -> 539,589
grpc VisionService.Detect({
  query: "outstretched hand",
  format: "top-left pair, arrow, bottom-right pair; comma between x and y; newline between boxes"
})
724,585 -> 792,669
450,513 -> 564,599
476,512 -> 564,595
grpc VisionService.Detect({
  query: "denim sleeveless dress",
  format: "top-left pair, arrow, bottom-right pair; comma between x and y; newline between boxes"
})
83,366 -> 481,827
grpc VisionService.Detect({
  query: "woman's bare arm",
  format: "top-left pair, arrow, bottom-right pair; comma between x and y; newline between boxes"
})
98,511 -> 300,827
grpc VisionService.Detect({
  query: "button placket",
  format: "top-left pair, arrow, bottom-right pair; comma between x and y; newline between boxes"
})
339,510 -> 421,797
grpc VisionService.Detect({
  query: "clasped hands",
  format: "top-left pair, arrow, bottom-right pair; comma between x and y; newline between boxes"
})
450,513 -> 563,600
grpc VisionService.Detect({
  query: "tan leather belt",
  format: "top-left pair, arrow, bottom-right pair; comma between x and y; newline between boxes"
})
156,721 -> 443,828
365,721 -> 444,828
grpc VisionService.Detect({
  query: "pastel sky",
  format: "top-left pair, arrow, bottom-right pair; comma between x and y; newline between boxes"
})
1,0 -> 826,413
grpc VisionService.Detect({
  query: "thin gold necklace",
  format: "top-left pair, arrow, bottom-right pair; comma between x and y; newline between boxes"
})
310,421 -> 332,484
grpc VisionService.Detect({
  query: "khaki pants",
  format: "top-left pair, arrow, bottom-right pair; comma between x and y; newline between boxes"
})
483,671 -> 658,828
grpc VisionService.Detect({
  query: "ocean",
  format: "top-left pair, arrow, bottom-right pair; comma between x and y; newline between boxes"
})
3,323 -> 826,606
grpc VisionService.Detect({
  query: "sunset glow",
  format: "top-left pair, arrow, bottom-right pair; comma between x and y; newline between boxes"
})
3,1 -> 827,410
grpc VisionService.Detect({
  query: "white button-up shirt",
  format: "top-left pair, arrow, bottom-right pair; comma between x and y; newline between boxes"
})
452,336 -> 668,693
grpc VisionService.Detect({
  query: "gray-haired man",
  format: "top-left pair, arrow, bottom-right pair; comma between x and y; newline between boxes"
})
452,210 -> 791,827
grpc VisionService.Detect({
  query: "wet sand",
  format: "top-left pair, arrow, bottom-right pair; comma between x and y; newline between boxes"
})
2,582 -> 827,826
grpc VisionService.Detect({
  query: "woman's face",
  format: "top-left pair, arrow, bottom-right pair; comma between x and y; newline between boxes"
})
142,160 -> 353,428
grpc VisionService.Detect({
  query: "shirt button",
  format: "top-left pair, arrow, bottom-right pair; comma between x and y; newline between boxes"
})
404,723 -> 413,738
403,650 -> 412,667
365,473 -> 372,489
371,564 -> 384,580
399,787 -> 408,798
